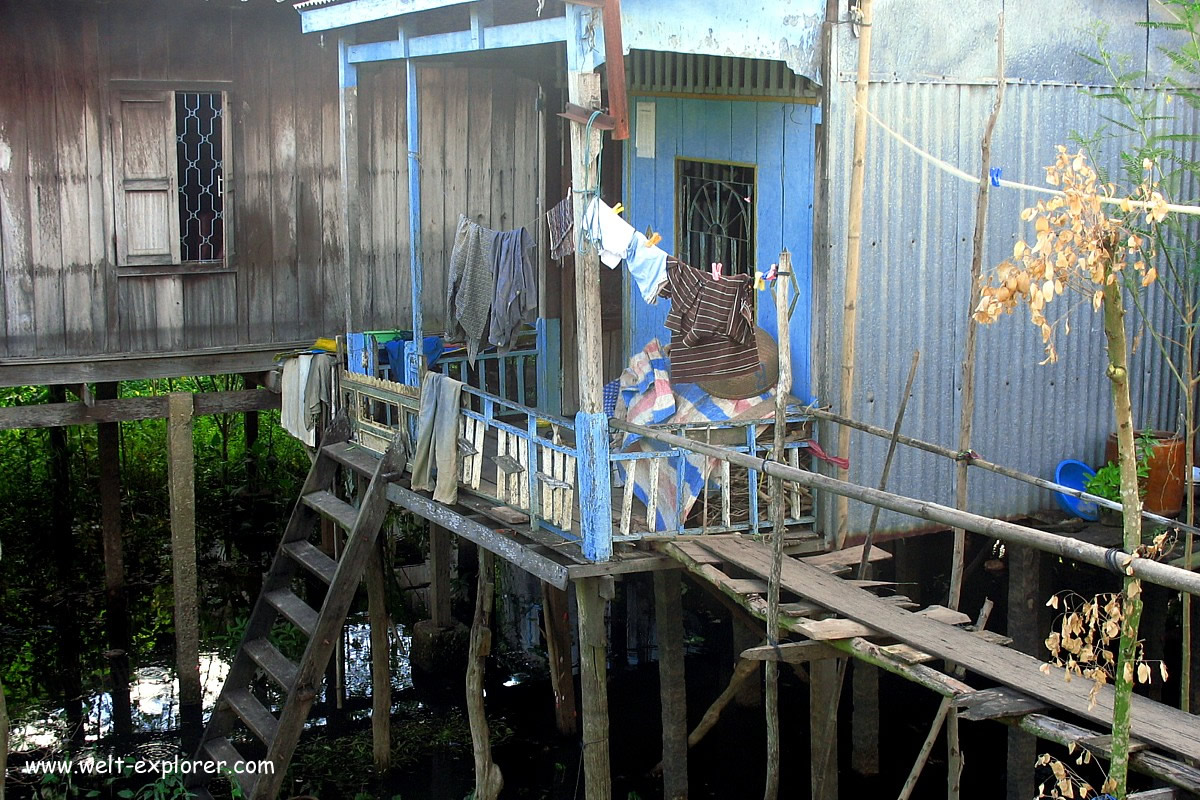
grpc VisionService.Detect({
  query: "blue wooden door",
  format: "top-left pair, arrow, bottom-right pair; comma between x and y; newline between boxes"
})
623,97 -> 818,402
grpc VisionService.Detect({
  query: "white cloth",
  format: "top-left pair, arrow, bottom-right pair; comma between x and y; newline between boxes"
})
281,355 -> 317,447
626,232 -> 670,304
582,197 -> 637,268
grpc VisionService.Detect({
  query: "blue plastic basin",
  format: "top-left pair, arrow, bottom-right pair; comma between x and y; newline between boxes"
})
1053,459 -> 1099,521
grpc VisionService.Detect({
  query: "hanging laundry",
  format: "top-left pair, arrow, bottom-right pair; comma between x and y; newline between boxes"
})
410,371 -> 465,504
488,227 -> 537,352
446,214 -> 496,366
661,258 -> 760,383
546,194 -> 574,260
582,197 -> 637,267
281,353 -> 334,447
625,231 -> 669,304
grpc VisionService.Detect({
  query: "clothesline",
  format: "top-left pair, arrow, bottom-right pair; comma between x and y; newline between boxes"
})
854,98 -> 1200,217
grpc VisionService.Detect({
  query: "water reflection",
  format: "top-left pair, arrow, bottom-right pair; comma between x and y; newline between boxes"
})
10,614 -> 412,753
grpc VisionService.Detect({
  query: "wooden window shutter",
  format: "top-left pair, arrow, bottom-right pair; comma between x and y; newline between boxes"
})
112,91 -> 181,266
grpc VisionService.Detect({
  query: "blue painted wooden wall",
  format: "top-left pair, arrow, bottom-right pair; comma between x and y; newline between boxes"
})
623,97 -> 819,403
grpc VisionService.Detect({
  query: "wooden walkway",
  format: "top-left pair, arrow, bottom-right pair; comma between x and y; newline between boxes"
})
666,535 -> 1200,768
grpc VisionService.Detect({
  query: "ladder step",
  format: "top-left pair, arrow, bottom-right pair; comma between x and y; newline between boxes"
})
283,539 -> 338,584
323,441 -> 380,477
265,588 -> 319,637
224,688 -> 279,744
302,489 -> 358,530
201,737 -> 255,796
245,638 -> 298,691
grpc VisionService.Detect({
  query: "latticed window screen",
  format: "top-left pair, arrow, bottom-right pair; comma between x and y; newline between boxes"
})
676,159 -> 756,276
175,92 -> 224,262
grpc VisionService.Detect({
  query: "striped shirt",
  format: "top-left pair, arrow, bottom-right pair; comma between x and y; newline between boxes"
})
661,258 -> 760,383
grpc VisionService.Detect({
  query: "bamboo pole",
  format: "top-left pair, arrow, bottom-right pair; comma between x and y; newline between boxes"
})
948,11 -> 1006,614
609,418 -> 1200,598
467,549 -> 503,800
835,0 -> 875,549
764,252 -> 794,800
1182,294 -> 1195,713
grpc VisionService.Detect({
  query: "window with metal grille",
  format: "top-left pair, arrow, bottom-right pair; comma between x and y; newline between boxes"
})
676,159 -> 756,276
175,92 -> 224,262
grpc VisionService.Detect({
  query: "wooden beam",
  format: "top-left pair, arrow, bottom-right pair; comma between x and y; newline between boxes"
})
810,658 -> 839,800
542,581 -> 578,737
600,0 -> 629,140
654,570 -> 688,800
345,17 -> 568,61
339,36 -> 360,333
576,576 -> 612,800
366,538 -> 391,771
96,382 -> 132,738
167,392 -> 201,750
467,548 -> 503,799
0,342 -> 303,387
0,389 -> 279,430
301,0 -> 475,33
67,383 -> 94,407
740,641 -> 840,663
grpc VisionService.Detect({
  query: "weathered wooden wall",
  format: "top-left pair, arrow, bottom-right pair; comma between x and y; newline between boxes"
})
0,0 -> 542,372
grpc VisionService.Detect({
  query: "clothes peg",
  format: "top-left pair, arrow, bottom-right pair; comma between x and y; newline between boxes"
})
754,270 -> 767,291
710,262 -> 723,281
611,202 -> 625,214
644,228 -> 662,247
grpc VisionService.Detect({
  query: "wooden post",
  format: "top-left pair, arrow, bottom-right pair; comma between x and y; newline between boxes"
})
851,661 -> 879,776
48,386 -> 82,747
834,0 -> 875,549
810,658 -> 839,800
243,390 -> 259,495
654,570 -> 688,799
167,392 -> 201,749
96,381 -> 132,739
566,2 -> 614,562
366,537 -> 391,771
0,678 -> 8,800
430,524 -> 454,628
576,576 -> 612,800
1006,543 -> 1043,800
731,618 -> 762,706
467,549 -> 503,800
338,35 -> 360,335
541,581 -> 579,736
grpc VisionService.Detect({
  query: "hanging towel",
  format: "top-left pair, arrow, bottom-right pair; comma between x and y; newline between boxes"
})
409,371 -> 464,504
625,232 -> 670,304
488,227 -> 537,352
582,197 -> 637,267
547,194 -> 574,260
304,353 -> 335,437
446,215 -> 496,366
281,355 -> 317,447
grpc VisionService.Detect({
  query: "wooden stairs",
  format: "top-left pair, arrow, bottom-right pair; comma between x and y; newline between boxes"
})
185,416 -> 407,800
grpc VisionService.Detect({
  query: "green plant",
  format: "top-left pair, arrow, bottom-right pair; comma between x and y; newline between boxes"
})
1084,428 -> 1157,503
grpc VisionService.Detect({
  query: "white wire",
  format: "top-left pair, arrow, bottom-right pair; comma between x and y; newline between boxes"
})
855,99 -> 1200,217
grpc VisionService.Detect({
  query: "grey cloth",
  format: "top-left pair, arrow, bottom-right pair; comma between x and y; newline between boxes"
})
303,353 -> 335,433
446,214 -> 496,366
409,371 -> 464,504
488,227 -> 536,352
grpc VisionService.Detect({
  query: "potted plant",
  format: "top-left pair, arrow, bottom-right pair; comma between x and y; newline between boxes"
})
1103,428 -> 1187,517
1087,429 -> 1155,526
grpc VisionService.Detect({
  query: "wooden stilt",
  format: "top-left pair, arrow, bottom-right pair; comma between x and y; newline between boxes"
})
576,576 -> 612,800
653,657 -> 760,776
429,524 -> 454,628
810,658 -> 840,800
167,392 -> 201,749
96,382 -> 131,739
49,385 -> 83,747
0,678 -> 8,800
851,661 -> 880,776
366,536 -> 391,771
732,616 -> 762,707
541,581 -> 578,736
243,387 -> 259,495
467,549 -> 503,800
654,570 -> 688,800
1006,544 -> 1043,800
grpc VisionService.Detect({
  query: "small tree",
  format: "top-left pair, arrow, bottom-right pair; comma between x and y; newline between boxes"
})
975,146 -> 1166,798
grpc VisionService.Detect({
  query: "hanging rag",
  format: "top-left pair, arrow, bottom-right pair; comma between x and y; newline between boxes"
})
547,194 -> 574,260
582,197 -> 637,268
382,336 -> 445,377
625,231 -> 670,304
661,258 -> 759,383
446,214 -> 496,366
410,371 -> 465,504
304,353 -> 335,435
281,355 -> 318,447
488,227 -> 537,352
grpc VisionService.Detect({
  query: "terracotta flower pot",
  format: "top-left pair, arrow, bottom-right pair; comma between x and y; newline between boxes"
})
1104,430 -> 1186,517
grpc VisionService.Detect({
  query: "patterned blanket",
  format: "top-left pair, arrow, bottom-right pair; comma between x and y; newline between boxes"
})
614,339 -> 776,531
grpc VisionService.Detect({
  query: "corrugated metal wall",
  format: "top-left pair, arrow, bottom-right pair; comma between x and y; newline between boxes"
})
818,2 -> 1194,537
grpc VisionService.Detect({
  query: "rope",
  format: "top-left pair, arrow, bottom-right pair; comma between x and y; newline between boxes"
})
855,98 -> 1200,217
574,110 -> 605,254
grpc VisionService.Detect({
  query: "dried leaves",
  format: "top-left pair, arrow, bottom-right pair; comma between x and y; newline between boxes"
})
975,146 -> 1164,363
